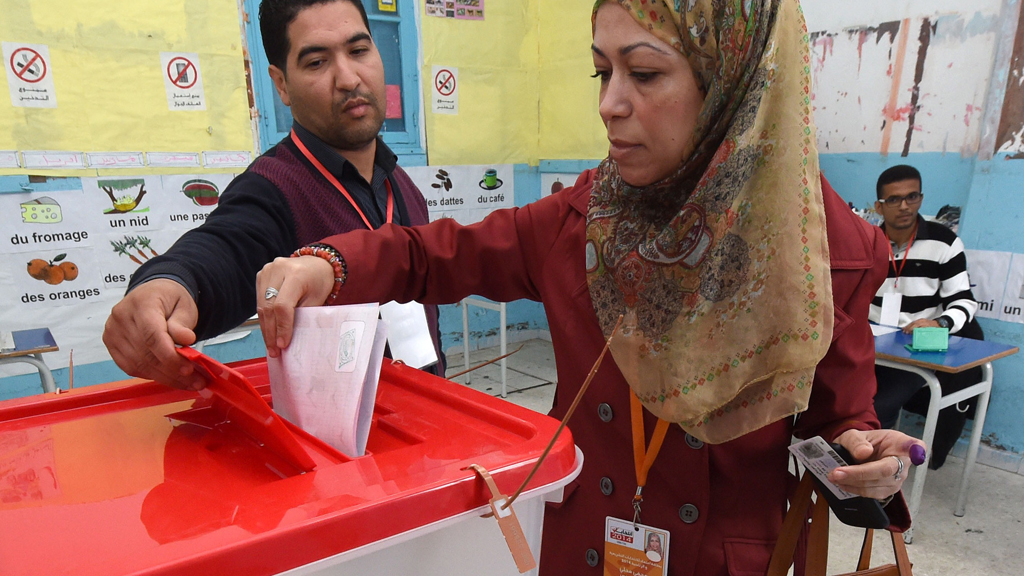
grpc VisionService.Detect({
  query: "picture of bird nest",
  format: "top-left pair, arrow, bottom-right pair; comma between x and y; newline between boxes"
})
99,179 -> 150,214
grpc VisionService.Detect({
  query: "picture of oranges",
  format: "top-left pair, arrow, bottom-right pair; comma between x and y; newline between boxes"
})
60,262 -> 79,281
27,259 -> 48,280
26,254 -> 79,285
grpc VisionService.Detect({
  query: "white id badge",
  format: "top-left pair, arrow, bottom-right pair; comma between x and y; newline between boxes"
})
879,292 -> 902,327
604,517 -> 670,575
379,301 -> 438,369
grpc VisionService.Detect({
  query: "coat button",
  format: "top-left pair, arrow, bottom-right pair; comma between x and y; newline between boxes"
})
684,433 -> 704,449
679,503 -> 699,524
598,403 -> 614,422
600,476 -> 614,496
586,548 -> 600,567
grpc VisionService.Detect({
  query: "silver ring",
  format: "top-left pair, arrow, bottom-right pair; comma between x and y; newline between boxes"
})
891,455 -> 904,481
265,287 -> 279,300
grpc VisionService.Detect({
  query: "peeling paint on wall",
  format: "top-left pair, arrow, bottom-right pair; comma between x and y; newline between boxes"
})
809,12 -> 1000,156
996,4 -> 1024,154
902,18 -> 934,156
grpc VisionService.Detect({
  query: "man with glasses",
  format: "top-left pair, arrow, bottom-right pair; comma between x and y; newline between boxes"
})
869,164 -> 982,469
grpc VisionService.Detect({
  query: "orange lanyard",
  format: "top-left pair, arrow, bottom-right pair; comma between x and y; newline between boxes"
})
291,128 -> 394,230
630,391 -> 671,528
885,226 -> 917,290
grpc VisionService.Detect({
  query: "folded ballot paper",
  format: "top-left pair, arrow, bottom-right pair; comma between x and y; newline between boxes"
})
268,303 -> 387,458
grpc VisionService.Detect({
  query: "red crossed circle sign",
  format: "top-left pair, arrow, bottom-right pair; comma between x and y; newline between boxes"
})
434,69 -> 456,97
167,57 -> 198,89
10,47 -> 46,83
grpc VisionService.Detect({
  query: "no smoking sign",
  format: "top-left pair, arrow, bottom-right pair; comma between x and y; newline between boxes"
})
11,47 -> 46,83
3,42 -> 58,108
435,69 -> 456,96
431,65 -> 459,115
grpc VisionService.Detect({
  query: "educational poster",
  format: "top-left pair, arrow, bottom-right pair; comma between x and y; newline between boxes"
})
404,164 -> 513,225
540,172 -> 581,198
0,174 -> 233,376
965,249 -> 1012,320
999,253 -> 1024,324
454,0 -> 483,20
2,42 -> 57,109
425,0 -> 483,19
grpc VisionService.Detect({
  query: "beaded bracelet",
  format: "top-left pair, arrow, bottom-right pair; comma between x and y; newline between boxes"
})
291,242 -> 347,304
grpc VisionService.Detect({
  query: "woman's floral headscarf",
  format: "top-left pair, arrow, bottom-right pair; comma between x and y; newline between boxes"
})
586,0 -> 833,443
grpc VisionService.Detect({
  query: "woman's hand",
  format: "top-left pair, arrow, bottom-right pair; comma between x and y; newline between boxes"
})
827,429 -> 927,501
256,255 -> 335,358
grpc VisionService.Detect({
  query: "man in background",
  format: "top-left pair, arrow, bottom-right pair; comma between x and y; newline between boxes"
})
104,0 -> 443,389
869,164 -> 982,469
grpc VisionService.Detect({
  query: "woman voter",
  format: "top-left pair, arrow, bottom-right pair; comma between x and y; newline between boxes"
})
256,1 -> 925,574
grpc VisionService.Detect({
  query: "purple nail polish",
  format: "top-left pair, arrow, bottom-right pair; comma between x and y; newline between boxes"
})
909,444 -> 926,466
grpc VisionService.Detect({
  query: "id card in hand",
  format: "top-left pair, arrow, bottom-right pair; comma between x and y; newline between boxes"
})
604,517 -> 669,575
789,436 -> 856,501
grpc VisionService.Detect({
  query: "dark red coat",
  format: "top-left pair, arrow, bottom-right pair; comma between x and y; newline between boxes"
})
326,169 -> 906,575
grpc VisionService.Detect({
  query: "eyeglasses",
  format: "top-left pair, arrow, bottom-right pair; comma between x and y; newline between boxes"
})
881,192 -> 923,207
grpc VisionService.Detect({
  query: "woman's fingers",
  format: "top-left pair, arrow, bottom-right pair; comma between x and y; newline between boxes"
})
257,256 -> 336,357
826,429 -> 924,500
830,455 -> 908,499
257,259 -> 288,357
833,429 -> 876,461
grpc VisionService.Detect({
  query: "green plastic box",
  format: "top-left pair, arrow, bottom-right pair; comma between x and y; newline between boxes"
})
906,327 -> 949,353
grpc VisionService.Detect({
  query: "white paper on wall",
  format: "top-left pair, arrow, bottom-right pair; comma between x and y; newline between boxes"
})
404,164 -> 514,225
999,253 -> 1024,324
965,249 -> 1012,319
0,174 -> 239,379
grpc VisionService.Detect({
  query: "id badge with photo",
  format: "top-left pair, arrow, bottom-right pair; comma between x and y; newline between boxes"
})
879,292 -> 902,327
604,516 -> 670,575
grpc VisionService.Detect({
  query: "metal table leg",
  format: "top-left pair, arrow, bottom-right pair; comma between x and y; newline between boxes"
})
0,355 -> 57,394
875,360 -> 941,545
875,359 -> 992,543
955,363 -> 992,516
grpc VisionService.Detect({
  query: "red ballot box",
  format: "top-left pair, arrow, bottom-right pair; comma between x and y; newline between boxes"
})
0,357 -> 581,576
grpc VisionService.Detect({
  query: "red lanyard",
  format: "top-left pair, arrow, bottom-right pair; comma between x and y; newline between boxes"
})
630,391 -> 671,528
885,226 -> 917,289
290,128 -> 393,230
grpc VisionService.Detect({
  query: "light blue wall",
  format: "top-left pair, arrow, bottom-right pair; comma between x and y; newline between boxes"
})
958,153 -> 1024,454
819,152 -> 977,212
824,150 -> 1024,455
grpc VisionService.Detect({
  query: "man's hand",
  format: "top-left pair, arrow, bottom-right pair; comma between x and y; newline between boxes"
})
103,279 -> 206,390
902,318 -> 940,333
827,429 -> 926,500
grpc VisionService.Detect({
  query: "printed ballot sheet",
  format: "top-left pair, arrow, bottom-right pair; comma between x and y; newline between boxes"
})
267,304 -> 387,457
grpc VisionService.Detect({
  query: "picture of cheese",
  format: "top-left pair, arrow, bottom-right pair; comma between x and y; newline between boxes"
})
20,197 -> 63,224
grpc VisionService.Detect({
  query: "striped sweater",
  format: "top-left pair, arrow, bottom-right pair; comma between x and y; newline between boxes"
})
868,216 -> 978,334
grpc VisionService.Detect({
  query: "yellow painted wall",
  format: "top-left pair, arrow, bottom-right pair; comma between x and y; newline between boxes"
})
0,0 -> 254,175
537,1 -> 606,161
2,0 -> 606,174
420,0 -> 605,165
